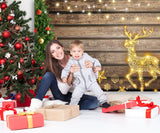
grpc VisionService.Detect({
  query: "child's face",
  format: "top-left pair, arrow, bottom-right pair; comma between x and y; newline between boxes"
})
70,46 -> 84,60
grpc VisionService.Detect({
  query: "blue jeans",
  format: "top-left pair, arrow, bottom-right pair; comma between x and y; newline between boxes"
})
36,72 -> 99,110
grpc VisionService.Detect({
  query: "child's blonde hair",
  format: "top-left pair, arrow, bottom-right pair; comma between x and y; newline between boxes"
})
70,40 -> 84,50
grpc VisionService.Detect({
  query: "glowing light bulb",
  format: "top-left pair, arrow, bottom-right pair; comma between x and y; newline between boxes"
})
121,17 -> 125,21
106,15 -> 109,19
157,17 -> 160,20
88,12 -> 91,16
56,2 -> 60,7
136,17 -> 139,21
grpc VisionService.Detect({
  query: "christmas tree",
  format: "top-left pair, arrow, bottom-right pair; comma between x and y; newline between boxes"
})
34,0 -> 55,61
0,1 -> 44,103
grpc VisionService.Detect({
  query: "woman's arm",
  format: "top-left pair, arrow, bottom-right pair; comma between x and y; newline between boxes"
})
67,72 -> 73,86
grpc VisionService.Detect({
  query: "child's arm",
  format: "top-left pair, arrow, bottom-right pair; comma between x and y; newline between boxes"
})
61,59 -> 73,82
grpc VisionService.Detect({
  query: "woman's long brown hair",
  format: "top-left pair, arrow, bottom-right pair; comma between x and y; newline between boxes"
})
44,39 -> 65,80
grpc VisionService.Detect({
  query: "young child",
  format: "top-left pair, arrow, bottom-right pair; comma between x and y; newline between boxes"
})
61,40 -> 110,108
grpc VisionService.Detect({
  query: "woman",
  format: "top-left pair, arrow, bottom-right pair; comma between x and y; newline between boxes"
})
29,39 -> 99,111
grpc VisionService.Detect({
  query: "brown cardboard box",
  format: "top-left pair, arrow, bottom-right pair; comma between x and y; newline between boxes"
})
36,104 -> 79,121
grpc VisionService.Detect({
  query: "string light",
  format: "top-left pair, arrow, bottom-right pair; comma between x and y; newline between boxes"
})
136,17 -> 139,21
99,0 -> 102,3
82,10 -> 85,13
56,2 -> 60,7
67,6 -> 71,10
147,3 -> 150,6
106,15 -> 109,19
125,8 -> 128,11
121,17 -> 125,21
128,0 -> 131,2
88,12 -> 91,16
157,17 -> 160,20
112,0 -> 116,3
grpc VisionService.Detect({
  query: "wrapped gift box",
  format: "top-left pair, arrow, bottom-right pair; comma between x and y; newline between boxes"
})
102,100 -> 137,113
6,112 -> 44,130
2,100 -> 17,108
0,107 -> 24,121
125,101 -> 159,118
36,104 -> 79,121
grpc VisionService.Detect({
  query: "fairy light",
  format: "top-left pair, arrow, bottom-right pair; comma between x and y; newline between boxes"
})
88,12 -> 91,16
82,10 -> 85,13
99,0 -> 102,3
106,15 -> 109,19
137,3 -> 141,7
93,5 -> 96,8
128,0 -> 131,2
157,17 -> 160,20
105,4 -> 108,7
56,2 -> 60,7
136,17 -> 139,21
57,12 -> 60,15
98,9 -> 101,12
125,8 -> 128,11
147,3 -> 150,6
112,0 -> 116,3
64,0 -> 68,3
121,17 -> 125,21
67,6 -> 71,10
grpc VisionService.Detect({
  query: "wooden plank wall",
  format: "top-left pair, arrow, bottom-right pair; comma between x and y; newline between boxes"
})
46,0 -> 160,91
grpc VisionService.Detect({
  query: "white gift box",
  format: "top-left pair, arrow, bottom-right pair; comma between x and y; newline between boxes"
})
0,108 -> 24,121
125,106 -> 159,118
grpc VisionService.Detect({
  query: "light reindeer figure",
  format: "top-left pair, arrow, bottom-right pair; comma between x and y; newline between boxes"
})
124,26 -> 160,91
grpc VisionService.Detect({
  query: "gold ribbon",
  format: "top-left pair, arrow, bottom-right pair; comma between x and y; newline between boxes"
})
19,111 -> 34,129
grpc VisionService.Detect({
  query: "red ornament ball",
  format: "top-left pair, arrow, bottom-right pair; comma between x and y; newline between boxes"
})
7,15 -> 14,21
15,25 -> 20,31
30,79 -> 35,84
36,9 -> 41,15
31,59 -> 36,65
4,76 -> 10,81
0,42 -> 4,48
2,30 -> 10,38
0,58 -> 6,65
17,70 -> 23,76
25,37 -> 30,41
40,66 -> 44,70
0,79 -> 4,84
1,2 -> 7,10
15,93 -> 21,101
0,16 -> 2,21
10,59 -> 14,64
14,42 -> 22,50
45,27 -> 50,31
20,58 -> 24,64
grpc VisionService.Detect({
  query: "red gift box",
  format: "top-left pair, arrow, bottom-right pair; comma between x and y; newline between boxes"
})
6,112 -> 44,130
2,100 -> 16,108
102,96 -> 150,113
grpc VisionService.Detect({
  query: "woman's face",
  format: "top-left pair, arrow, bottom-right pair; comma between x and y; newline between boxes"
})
50,43 -> 64,60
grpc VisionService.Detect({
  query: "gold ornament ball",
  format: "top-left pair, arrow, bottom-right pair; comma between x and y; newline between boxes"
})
39,38 -> 44,44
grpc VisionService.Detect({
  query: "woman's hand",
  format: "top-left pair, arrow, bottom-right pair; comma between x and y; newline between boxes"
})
84,60 -> 93,68
93,67 -> 101,73
70,65 -> 80,73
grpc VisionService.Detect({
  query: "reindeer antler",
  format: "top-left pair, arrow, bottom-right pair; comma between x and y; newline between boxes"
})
134,27 -> 153,40
124,26 -> 132,40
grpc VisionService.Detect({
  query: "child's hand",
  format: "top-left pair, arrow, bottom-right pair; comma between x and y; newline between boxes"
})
62,78 -> 67,83
70,65 -> 80,73
84,60 -> 93,68
93,67 -> 101,73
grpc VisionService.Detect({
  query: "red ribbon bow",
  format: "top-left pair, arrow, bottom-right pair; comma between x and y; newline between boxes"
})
0,106 -> 17,121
